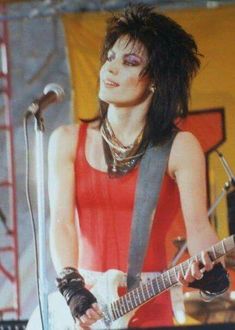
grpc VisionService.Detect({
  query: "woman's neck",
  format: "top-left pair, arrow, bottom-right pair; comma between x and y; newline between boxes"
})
106,103 -> 149,146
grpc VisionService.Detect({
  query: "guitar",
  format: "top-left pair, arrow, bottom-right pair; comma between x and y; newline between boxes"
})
27,235 -> 235,330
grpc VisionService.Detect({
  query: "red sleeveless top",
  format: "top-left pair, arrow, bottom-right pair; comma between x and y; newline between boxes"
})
74,123 -> 181,327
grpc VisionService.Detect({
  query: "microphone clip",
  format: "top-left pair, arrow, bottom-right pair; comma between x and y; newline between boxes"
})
27,100 -> 40,115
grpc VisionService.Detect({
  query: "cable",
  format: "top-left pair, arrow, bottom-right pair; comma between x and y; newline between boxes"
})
23,112 -> 45,330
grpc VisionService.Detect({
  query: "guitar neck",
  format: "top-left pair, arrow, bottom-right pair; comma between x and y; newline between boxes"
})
110,235 -> 235,320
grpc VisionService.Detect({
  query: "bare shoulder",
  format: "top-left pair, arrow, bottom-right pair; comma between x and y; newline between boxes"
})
169,131 -> 205,178
48,124 -> 79,162
49,124 -> 79,142
172,131 -> 203,155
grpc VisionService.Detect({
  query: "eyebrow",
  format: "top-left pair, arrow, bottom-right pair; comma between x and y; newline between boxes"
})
108,49 -> 144,61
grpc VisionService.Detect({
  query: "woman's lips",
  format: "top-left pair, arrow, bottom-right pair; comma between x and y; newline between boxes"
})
103,79 -> 120,87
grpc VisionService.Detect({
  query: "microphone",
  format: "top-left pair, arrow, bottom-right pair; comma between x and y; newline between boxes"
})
27,83 -> 65,115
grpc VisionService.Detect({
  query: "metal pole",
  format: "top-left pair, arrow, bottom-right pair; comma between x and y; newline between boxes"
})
34,115 -> 49,330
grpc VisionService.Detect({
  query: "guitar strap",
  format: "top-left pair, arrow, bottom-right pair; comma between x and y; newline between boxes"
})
127,134 -> 176,290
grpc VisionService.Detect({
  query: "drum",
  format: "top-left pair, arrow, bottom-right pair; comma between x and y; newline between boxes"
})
184,290 -> 235,324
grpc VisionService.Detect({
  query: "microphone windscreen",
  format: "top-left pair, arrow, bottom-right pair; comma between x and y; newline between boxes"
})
43,83 -> 65,102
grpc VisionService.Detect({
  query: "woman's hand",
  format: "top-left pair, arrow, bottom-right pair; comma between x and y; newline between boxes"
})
177,251 -> 229,300
178,251 -> 213,286
75,303 -> 103,329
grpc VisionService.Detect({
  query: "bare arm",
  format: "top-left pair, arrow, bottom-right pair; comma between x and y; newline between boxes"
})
169,131 -> 219,256
168,131 -> 224,286
48,125 -> 78,274
48,125 -> 102,327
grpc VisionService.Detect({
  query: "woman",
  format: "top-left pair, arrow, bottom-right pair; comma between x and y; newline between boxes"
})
48,4 -> 228,328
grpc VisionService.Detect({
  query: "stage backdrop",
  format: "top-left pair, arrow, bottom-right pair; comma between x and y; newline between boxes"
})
62,3 -> 235,316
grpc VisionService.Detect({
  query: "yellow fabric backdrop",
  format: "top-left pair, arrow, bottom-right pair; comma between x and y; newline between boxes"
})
62,12 -> 108,120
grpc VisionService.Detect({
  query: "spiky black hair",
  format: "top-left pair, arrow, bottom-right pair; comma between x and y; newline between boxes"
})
99,3 -> 201,145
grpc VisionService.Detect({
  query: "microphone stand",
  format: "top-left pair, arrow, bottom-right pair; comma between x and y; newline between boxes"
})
33,109 -> 49,330
25,84 -> 64,330
170,150 -> 235,267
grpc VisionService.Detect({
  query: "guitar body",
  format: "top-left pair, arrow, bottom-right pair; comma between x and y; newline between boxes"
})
27,269 -> 136,330
27,235 -> 235,330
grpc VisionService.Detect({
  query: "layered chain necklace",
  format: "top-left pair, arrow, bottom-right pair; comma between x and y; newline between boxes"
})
100,117 -> 147,176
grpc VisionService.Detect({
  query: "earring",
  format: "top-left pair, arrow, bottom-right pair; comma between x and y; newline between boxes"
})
150,84 -> 156,93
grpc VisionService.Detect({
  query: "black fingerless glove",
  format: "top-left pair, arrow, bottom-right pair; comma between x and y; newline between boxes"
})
56,267 -> 97,319
188,263 -> 230,300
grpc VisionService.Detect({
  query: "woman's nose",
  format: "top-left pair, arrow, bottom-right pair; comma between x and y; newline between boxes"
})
106,59 -> 119,75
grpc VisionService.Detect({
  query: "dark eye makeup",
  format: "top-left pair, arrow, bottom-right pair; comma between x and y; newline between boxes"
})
124,54 -> 141,65
106,50 -> 142,66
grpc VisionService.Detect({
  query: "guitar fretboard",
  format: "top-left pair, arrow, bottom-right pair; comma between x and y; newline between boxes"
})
110,235 -> 235,320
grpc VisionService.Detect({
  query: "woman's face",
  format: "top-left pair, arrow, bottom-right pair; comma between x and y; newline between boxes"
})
99,35 -> 152,107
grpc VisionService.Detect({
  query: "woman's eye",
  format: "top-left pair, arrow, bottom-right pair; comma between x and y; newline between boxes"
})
124,55 -> 140,66
124,60 -> 139,66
